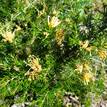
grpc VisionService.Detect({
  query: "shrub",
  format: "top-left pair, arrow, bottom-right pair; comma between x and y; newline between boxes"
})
0,0 -> 107,106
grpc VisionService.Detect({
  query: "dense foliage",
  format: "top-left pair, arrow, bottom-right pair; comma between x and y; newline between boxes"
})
0,0 -> 107,106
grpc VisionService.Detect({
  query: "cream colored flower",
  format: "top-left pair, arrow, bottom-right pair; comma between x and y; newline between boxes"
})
80,25 -> 89,34
83,72 -> 93,84
43,32 -> 49,38
26,70 -> 39,81
75,62 -> 91,73
75,64 -> 83,73
28,55 -> 42,72
79,40 -> 93,52
93,0 -> 104,12
80,40 -> 89,49
15,25 -> 21,32
75,62 -> 94,84
2,31 -> 15,43
25,55 -> 42,80
48,16 -> 61,28
98,50 -> 107,60
85,46 -> 93,52
83,63 -> 91,71
55,29 -> 64,46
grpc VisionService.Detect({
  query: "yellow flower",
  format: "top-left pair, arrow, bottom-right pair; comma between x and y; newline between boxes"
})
28,55 -> 42,72
75,62 -> 91,73
93,0 -> 104,12
83,72 -> 93,84
2,31 -> 15,43
15,25 -> 21,32
83,63 -> 91,71
48,16 -> 61,28
26,70 -> 39,81
80,40 -> 89,49
79,40 -> 93,52
75,62 -> 94,84
98,50 -> 107,60
75,64 -> 83,73
55,29 -> 64,46
25,55 -> 42,80
43,32 -> 49,38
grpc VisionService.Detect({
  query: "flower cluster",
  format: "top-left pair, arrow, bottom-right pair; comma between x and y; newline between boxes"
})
48,16 -> 61,28
2,31 -> 15,43
98,49 -> 107,60
83,72 -> 93,84
25,55 -> 42,81
55,29 -> 64,46
75,62 -> 94,84
79,40 -> 93,52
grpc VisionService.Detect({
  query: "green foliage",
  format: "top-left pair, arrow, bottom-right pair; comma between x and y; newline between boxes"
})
0,0 -> 107,106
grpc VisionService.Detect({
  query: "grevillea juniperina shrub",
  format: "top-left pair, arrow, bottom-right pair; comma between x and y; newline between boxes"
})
0,0 -> 107,107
